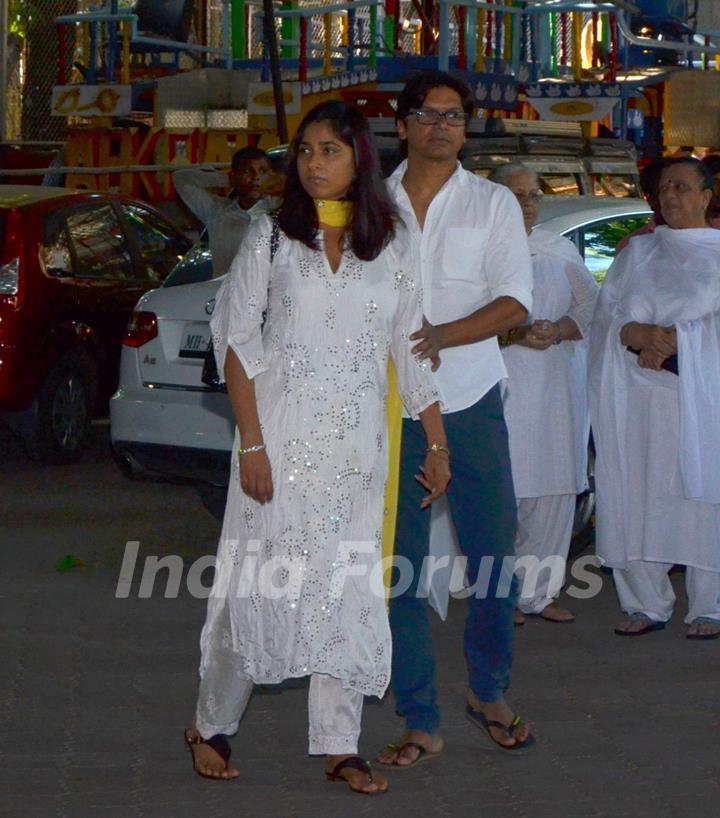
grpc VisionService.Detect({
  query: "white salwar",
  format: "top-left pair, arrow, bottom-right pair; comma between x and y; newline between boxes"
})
503,229 -> 598,613
196,216 -> 438,749
588,226 -> 720,623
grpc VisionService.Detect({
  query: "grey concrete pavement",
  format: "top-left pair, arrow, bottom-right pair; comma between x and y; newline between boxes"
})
1,426 -> 719,818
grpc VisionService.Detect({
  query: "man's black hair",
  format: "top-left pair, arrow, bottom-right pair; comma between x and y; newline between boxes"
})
395,69 -> 475,123
231,146 -> 268,172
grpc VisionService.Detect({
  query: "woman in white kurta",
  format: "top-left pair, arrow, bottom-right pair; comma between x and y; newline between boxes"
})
490,164 -> 598,623
184,102 -> 450,792
589,157 -> 720,639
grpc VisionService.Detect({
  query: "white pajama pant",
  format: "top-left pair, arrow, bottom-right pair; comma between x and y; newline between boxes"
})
514,494 -> 576,615
196,641 -> 363,755
613,560 -> 720,624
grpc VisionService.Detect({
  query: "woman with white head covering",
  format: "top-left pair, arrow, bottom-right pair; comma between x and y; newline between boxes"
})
589,157 -> 720,640
489,163 -> 598,624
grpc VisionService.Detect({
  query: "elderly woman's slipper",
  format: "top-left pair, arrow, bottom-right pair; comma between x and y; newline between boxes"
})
686,617 -> 720,640
184,728 -> 237,780
325,756 -> 387,794
465,706 -> 536,753
614,612 -> 666,637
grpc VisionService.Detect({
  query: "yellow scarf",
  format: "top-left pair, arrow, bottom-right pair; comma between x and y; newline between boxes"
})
314,195 -> 402,596
314,198 -> 353,227
382,360 -> 403,598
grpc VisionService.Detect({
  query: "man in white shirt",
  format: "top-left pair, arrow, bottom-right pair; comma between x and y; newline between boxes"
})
377,70 -> 535,767
173,146 -> 273,278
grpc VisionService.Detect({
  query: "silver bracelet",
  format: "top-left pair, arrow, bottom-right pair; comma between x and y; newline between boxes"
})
238,443 -> 266,456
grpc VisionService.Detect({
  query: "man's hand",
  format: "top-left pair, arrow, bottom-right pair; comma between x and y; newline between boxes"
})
410,317 -> 442,371
517,319 -> 561,350
239,450 -> 274,504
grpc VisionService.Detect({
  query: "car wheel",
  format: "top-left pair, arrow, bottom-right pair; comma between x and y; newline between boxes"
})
195,482 -> 228,521
25,350 -> 98,464
570,437 -> 596,559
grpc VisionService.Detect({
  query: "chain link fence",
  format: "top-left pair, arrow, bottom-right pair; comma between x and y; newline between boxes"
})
4,1 -> 390,142
5,0 -> 94,141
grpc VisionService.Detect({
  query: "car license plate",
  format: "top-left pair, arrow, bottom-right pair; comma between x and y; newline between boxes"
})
179,325 -> 210,359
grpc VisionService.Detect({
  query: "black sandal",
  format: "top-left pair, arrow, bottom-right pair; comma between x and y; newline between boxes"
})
326,756 -> 386,794
465,705 -> 536,753
184,728 -> 236,780
375,741 -> 442,769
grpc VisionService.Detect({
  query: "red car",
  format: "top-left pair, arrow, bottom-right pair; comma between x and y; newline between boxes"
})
0,185 -> 191,463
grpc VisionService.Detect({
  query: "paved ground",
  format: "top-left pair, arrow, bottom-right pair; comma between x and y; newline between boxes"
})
1,426 -> 719,818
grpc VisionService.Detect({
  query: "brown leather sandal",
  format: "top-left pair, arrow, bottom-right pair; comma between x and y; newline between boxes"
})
325,756 -> 387,794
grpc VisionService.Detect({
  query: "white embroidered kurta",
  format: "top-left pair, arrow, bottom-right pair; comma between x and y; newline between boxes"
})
202,216 -> 438,698
503,229 -> 598,497
589,226 -> 720,572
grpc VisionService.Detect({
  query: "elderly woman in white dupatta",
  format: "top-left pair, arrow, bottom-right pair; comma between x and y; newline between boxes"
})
488,163 -> 598,624
589,157 -> 720,640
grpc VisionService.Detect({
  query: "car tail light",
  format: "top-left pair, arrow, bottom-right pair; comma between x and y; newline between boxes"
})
124,310 -> 158,347
0,257 -> 20,295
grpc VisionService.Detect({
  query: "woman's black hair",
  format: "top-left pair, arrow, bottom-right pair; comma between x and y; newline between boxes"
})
278,101 -> 396,261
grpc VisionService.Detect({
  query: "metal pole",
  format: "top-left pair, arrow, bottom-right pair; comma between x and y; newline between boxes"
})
262,0 -> 288,143
0,0 -> 8,142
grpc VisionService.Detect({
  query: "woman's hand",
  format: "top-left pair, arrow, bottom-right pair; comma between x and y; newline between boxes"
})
415,452 -> 451,509
620,322 -> 677,369
239,450 -> 274,503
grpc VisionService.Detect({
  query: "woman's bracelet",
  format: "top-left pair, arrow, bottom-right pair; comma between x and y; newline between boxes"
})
426,443 -> 451,459
238,443 -> 266,456
554,323 -> 564,345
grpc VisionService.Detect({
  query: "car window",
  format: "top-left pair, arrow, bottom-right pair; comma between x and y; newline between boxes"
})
121,203 -> 189,283
162,243 -> 213,288
40,213 -> 74,275
65,204 -> 134,280
579,217 -> 651,282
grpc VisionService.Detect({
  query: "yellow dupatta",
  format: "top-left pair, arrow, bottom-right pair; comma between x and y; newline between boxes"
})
315,199 -> 402,594
382,359 -> 403,596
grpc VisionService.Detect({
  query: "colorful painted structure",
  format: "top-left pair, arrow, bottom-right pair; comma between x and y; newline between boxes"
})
40,1 -> 720,202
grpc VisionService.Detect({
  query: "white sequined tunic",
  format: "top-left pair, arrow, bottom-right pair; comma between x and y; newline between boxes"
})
202,215 -> 438,697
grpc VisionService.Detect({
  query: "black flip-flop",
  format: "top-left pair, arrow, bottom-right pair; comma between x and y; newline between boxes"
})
184,728 -> 235,780
465,706 -> 536,753
326,756 -> 387,794
614,613 -> 666,637
375,741 -> 442,770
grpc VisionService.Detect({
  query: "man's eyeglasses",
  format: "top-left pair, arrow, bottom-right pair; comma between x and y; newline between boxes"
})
513,190 -> 544,204
409,108 -> 469,127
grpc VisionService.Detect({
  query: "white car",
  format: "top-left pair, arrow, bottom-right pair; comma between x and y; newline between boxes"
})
110,196 -> 652,528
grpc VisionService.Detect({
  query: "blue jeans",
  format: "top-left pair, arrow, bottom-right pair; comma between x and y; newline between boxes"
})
389,385 -> 517,735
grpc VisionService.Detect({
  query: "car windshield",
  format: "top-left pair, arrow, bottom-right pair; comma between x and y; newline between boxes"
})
162,243 -> 213,288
